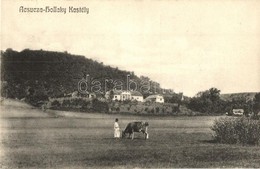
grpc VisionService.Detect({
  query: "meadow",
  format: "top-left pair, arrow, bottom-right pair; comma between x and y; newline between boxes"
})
1,99 -> 260,168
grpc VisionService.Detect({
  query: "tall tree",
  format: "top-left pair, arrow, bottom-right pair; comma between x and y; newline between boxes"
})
188,87 -> 223,114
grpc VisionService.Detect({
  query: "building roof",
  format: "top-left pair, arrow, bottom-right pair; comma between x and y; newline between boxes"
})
145,94 -> 164,99
110,90 -> 143,96
113,90 -> 123,95
130,91 -> 143,96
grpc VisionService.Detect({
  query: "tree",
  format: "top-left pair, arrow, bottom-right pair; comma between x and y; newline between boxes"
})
188,87 -> 223,114
209,88 -> 221,102
165,93 -> 182,104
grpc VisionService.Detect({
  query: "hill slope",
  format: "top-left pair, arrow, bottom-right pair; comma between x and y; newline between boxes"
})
220,92 -> 257,101
1,49 -> 170,100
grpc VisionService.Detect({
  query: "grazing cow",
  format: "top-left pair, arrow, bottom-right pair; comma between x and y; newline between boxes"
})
122,121 -> 149,140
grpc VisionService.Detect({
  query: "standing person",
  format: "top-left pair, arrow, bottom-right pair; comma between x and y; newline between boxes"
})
114,118 -> 120,139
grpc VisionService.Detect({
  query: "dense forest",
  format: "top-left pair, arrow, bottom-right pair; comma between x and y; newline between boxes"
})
1,49 -> 172,102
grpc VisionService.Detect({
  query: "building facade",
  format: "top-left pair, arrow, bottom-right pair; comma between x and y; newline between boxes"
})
108,90 -> 143,102
144,94 -> 164,103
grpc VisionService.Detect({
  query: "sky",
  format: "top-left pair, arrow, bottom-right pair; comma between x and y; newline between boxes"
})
1,0 -> 260,96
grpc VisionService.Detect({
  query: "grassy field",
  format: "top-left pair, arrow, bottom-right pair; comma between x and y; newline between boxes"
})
1,99 -> 260,168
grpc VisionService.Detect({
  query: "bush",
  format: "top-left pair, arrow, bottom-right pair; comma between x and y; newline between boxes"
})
92,99 -> 109,113
71,98 -> 86,107
172,106 -> 179,113
132,100 -> 138,105
62,99 -> 71,107
51,100 -> 60,107
25,93 -> 49,107
122,100 -> 131,104
156,107 -> 160,113
81,100 -> 90,110
211,117 -> 260,145
251,114 -> 259,120
162,108 -> 165,113
116,107 -> 120,112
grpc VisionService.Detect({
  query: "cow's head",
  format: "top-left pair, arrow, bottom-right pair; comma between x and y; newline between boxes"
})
141,121 -> 149,128
122,130 -> 126,138
140,121 -> 149,132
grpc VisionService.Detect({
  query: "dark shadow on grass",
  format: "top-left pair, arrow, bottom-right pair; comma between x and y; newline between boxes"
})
102,137 -> 143,140
121,137 -> 148,140
102,137 -> 148,140
200,139 -> 218,144
102,137 -> 122,141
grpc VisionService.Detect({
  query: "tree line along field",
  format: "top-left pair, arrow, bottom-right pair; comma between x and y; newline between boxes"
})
48,97 -> 197,116
1,99 -> 260,168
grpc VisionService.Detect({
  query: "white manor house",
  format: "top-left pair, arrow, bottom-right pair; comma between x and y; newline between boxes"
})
106,90 -> 144,102
105,90 -> 165,103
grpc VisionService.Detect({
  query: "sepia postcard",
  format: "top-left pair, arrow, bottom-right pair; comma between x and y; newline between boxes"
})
1,0 -> 260,168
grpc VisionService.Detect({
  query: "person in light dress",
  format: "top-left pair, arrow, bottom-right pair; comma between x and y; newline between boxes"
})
114,118 -> 120,138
